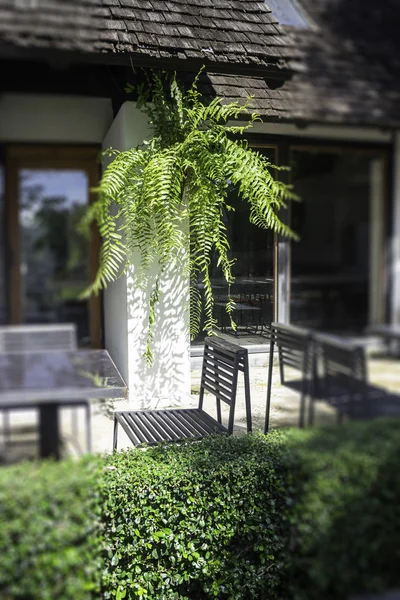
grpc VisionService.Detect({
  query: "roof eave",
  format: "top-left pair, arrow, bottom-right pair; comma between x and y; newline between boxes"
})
0,43 -> 293,83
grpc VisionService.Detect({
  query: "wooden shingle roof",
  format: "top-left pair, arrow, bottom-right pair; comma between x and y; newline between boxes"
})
209,0 -> 400,128
0,0 -> 296,79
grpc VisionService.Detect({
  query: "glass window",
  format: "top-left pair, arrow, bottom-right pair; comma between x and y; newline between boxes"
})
290,149 -> 385,334
19,170 -> 90,345
0,167 -> 5,324
192,148 -> 276,346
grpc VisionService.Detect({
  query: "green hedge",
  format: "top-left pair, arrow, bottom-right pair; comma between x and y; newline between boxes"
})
100,434 -> 296,600
287,419 -> 400,599
0,455 -> 102,600
0,419 -> 400,599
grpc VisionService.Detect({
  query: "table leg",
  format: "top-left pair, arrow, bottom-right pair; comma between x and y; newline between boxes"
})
39,404 -> 60,459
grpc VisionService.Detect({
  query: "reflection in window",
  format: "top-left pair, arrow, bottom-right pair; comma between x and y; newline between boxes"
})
290,150 -> 383,334
193,148 -> 276,346
19,170 -> 90,345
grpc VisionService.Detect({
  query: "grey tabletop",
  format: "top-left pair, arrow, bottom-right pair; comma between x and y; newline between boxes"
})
0,349 -> 127,406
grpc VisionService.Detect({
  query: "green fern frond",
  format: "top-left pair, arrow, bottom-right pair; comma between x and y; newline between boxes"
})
82,69 -> 298,360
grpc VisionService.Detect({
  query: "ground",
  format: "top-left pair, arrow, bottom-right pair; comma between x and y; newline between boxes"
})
2,353 -> 400,463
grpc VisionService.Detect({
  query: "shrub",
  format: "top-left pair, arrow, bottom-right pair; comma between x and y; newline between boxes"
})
0,455 -> 102,600
100,433 -> 297,599
0,420 -> 400,600
286,418 -> 400,600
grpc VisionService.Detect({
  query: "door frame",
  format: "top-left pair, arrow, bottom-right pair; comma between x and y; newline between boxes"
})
4,144 -> 102,347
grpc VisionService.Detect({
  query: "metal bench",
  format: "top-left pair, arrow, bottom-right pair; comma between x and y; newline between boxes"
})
113,336 -> 251,449
264,322 -> 315,432
0,323 -> 91,454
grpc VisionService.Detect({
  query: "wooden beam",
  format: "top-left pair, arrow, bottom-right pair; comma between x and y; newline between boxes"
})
0,44 -> 292,83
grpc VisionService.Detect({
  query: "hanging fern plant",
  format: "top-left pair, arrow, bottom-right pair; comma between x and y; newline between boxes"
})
82,69 -> 297,362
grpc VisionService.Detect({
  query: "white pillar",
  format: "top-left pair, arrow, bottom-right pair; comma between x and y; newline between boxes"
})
392,132 -> 400,325
102,102 -> 191,408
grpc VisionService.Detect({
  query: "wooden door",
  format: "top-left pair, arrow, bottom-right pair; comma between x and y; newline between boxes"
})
4,145 -> 101,348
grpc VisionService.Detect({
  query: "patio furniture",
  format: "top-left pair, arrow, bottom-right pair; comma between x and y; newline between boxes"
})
313,334 -> 400,422
212,279 -> 274,338
366,324 -> 400,356
313,334 -> 372,422
113,336 -> 251,449
264,322 -> 315,432
0,349 -> 127,459
0,323 -> 77,353
215,301 -> 262,335
0,323 -> 93,453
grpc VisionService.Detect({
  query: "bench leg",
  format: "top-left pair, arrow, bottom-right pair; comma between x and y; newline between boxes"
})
2,410 -> 10,450
278,347 -> 285,384
299,392 -> 306,428
308,395 -> 315,426
86,404 -> 92,453
264,337 -> 275,434
244,354 -> 252,433
113,418 -> 118,451
71,408 -> 79,440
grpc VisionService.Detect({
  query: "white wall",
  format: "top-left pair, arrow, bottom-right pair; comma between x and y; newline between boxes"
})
0,94 -> 113,143
102,102 -> 191,407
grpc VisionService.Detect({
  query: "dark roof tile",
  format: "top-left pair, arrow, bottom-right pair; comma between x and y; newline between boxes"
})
118,30 -> 136,43
125,20 -> 144,32
207,0 -> 400,128
0,0 -> 295,77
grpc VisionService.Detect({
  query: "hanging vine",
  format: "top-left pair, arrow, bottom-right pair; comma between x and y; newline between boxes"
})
82,69 -> 298,363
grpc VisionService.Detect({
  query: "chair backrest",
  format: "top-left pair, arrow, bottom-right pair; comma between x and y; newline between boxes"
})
316,334 -> 368,399
199,336 -> 250,434
269,322 -> 314,376
0,323 -> 78,354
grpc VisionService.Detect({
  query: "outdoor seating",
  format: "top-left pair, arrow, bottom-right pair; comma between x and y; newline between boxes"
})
0,323 -> 78,354
264,322 -> 315,432
313,334 -> 400,423
366,324 -> 400,356
113,336 -> 252,449
311,334 -> 368,423
0,344 -> 127,459
0,323 -> 91,455
310,334 -> 400,423
264,323 -> 400,431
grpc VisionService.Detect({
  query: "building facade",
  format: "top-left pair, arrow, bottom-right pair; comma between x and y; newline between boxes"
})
0,0 -> 399,407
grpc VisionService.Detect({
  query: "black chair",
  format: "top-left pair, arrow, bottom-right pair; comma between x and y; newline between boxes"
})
314,334 -> 380,423
0,323 -> 91,454
0,323 -> 77,353
264,322 -> 315,432
366,324 -> 400,357
113,336 -> 252,449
